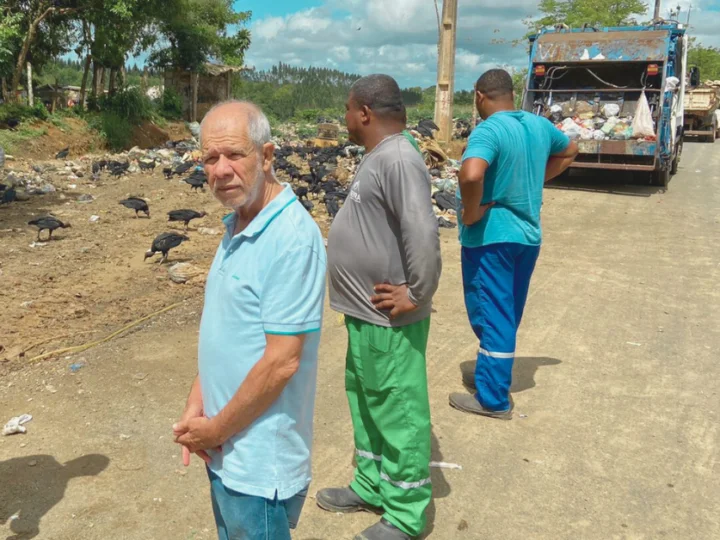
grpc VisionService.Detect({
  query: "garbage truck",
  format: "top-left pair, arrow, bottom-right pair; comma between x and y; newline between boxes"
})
523,22 -> 688,187
683,82 -> 720,142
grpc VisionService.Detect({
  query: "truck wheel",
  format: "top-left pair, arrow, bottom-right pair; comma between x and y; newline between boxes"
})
652,168 -> 670,187
671,140 -> 682,175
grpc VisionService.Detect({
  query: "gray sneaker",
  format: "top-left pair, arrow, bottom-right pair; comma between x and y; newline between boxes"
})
449,392 -> 513,420
316,487 -> 382,514
354,518 -> 412,540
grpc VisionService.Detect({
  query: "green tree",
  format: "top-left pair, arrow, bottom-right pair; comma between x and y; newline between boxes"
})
150,0 -> 251,71
527,0 -> 648,33
688,43 -> 720,82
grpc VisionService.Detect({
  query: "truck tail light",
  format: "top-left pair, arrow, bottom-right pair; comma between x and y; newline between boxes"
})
647,64 -> 659,76
534,65 -> 546,76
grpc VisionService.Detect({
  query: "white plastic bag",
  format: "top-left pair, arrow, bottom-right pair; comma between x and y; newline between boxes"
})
632,91 -> 655,138
603,103 -> 620,117
664,76 -> 680,92
592,130 -> 606,141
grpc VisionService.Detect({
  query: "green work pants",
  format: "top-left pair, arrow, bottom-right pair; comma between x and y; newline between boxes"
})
344,316 -> 432,537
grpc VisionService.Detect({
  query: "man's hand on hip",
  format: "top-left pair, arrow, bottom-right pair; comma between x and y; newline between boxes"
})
371,284 -> 417,319
461,202 -> 495,226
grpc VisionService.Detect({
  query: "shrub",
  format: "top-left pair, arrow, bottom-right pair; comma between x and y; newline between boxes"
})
159,88 -> 183,120
99,87 -> 152,124
101,112 -> 133,151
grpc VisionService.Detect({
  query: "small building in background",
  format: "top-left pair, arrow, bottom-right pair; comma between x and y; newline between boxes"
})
163,63 -> 244,122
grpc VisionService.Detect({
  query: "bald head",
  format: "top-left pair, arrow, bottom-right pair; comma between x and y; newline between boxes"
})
200,100 -> 271,149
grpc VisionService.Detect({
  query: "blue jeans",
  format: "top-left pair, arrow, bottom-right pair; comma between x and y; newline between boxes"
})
461,243 -> 541,411
207,468 -> 308,540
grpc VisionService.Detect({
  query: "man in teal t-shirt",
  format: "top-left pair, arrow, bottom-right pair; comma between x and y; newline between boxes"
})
450,69 -> 578,419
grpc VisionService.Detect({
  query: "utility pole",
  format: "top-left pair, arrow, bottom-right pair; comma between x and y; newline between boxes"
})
434,0 -> 458,145
653,0 -> 661,20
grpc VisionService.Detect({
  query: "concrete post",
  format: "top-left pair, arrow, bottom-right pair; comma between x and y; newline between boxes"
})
433,0 -> 458,145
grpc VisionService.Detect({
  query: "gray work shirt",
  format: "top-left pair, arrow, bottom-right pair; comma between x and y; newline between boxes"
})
328,134 -> 442,328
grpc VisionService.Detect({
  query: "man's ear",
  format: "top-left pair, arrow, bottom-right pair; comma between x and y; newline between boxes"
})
360,105 -> 372,124
262,142 -> 275,173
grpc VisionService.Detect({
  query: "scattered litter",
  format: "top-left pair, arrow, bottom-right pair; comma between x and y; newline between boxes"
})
28,242 -> 48,248
197,227 -> 221,236
430,461 -> 462,470
132,372 -> 148,381
28,460 -> 37,467
45,384 -> 57,394
3,414 -> 33,436
168,263 -> 203,284
519,414 -> 528,419
119,434 -> 131,440
626,342 -> 642,346
70,361 -> 86,372
67,184 -> 77,190
77,194 -> 94,203
20,301 -> 35,309
89,215 -> 100,223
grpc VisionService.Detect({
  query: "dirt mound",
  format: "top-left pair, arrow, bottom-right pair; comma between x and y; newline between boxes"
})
130,121 -> 171,149
5,118 -> 100,161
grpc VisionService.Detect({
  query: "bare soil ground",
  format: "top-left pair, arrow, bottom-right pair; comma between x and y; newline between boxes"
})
1,142 -> 719,540
0,154 -> 336,374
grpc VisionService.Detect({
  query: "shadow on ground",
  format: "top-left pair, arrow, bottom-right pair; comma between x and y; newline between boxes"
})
546,170 -> 668,197
458,357 -> 561,395
0,453 -> 109,539
421,429 -> 452,539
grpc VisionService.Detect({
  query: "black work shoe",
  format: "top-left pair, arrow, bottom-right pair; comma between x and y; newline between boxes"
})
460,361 -> 476,390
354,518 -> 412,540
316,487 -> 382,514
449,392 -> 513,420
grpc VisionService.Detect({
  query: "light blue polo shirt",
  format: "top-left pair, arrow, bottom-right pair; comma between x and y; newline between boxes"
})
198,183 -> 327,501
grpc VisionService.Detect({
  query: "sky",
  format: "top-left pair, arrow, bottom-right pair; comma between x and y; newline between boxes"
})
238,0 -> 720,91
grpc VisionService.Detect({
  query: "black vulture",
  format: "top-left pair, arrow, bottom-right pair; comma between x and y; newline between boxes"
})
163,167 -> 173,179
325,197 -> 340,220
92,160 -> 107,174
109,161 -> 130,176
145,232 -> 190,264
300,199 -> 314,213
173,161 -> 194,176
168,209 -> 207,230
432,191 -> 457,212
55,147 -> 70,160
184,170 -> 207,192
1,187 -> 17,205
28,216 -> 71,241
119,197 -> 150,218
138,159 -> 157,171
324,189 -> 348,202
7,118 -> 20,131
294,186 -> 309,200
321,179 -> 341,194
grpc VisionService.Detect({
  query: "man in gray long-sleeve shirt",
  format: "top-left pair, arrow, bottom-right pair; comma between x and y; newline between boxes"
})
317,75 -> 441,540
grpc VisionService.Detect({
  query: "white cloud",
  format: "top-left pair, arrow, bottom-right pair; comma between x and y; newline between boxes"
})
244,0 -> 720,90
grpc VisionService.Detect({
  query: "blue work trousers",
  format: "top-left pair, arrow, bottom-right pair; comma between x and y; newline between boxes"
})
461,243 -> 541,412
207,468 -> 308,540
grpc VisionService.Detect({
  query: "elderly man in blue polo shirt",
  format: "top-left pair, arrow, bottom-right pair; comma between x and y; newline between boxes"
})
172,100 -> 327,540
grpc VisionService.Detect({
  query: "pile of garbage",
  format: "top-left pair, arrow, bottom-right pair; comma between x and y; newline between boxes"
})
550,99 -> 656,142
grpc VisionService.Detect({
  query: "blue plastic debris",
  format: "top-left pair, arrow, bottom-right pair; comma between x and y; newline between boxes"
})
70,362 -> 86,373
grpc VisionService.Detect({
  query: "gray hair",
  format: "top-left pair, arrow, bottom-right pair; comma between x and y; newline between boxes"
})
349,74 -> 406,123
200,99 -> 272,149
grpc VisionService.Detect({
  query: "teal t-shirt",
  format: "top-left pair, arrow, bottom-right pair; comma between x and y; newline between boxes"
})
456,111 -> 570,247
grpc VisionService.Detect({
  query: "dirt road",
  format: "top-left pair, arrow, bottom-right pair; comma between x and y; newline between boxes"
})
1,142 -> 719,539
